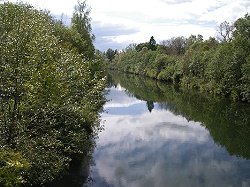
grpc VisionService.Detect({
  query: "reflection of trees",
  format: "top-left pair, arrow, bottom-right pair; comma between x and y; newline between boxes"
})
146,101 -> 154,112
108,71 -> 250,159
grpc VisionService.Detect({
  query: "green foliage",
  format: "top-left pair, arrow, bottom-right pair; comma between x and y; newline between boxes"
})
149,36 -> 156,51
0,1 -> 106,186
240,56 -> 250,102
135,36 -> 157,52
71,0 -> 95,59
54,22 -> 86,54
159,56 -> 179,81
106,48 -> 116,62
0,148 -> 31,187
216,21 -> 234,42
206,43 -> 237,95
231,13 -> 250,100
135,42 -> 149,52
107,14 -> 250,102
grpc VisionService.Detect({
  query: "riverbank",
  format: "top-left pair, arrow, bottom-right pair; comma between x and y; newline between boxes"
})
104,14 -> 250,103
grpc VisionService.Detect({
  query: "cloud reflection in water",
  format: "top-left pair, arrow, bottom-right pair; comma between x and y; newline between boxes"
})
89,86 -> 250,187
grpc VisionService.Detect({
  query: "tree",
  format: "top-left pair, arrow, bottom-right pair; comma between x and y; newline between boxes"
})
146,101 -> 154,112
160,36 -> 186,55
217,21 -> 234,42
135,42 -> 149,52
233,13 -> 250,40
197,34 -> 204,42
71,0 -> 95,59
233,13 -> 250,101
106,48 -> 116,62
0,2 -> 106,185
171,36 -> 186,55
149,36 -> 156,51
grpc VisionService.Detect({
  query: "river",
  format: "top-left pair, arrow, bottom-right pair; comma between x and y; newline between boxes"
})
87,72 -> 250,187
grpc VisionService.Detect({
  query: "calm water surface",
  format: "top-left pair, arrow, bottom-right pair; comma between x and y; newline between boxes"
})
88,73 -> 250,187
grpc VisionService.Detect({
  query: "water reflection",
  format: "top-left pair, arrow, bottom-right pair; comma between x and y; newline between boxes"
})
89,72 -> 250,187
104,86 -> 146,115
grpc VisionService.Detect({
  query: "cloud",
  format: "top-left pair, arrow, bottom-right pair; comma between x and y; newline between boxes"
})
7,0 -> 250,51
93,22 -> 140,37
94,35 -> 133,51
88,0 -> 250,50
92,104 -> 250,187
90,85 -> 250,187
8,0 -> 76,15
200,0 -> 250,23
98,109 -> 206,148
92,21 -> 140,50
93,107 -> 248,187
103,86 -> 144,109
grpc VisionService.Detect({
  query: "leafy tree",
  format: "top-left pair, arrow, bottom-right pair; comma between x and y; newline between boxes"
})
216,21 -> 234,42
135,42 -> 149,52
146,101 -> 154,112
233,13 -> 250,41
149,36 -> 156,51
233,13 -> 250,101
197,34 -> 204,42
186,35 -> 197,49
0,1 -> 106,186
170,36 -> 186,55
125,43 -> 137,52
71,0 -> 95,59
160,36 -> 186,55
0,148 -> 30,187
106,48 -> 116,62
241,56 -> 250,102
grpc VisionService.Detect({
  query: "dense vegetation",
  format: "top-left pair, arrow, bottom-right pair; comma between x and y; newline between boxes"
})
105,14 -> 250,103
108,71 -> 250,160
0,1 -> 106,186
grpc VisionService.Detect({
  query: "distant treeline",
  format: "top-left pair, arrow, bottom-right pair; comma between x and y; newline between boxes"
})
104,14 -> 250,103
0,1 -> 105,186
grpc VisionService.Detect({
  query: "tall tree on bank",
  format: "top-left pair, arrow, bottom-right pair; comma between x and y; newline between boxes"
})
71,0 -> 95,59
149,36 -> 156,51
0,2 -> 106,185
233,13 -> 250,101
217,21 -> 234,42
106,48 -> 116,62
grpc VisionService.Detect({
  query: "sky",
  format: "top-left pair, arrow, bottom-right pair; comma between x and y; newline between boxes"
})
6,0 -> 250,51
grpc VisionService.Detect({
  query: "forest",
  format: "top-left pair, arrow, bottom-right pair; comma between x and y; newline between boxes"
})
0,1 -> 106,186
104,14 -> 250,103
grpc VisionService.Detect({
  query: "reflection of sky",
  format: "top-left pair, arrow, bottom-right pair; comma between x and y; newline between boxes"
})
104,85 -> 147,115
89,86 -> 250,187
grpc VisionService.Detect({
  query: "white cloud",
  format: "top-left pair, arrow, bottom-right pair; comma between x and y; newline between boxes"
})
104,85 -> 144,108
93,107 -> 246,187
88,0 -> 250,50
7,0 -> 76,15
112,22 -> 216,45
200,0 -> 250,23
7,0 -> 250,50
98,109 -> 206,147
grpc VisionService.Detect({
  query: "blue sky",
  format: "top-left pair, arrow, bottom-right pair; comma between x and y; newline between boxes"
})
7,0 -> 250,51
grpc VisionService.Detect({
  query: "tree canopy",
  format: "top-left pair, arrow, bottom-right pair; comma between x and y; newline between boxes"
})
104,13 -> 250,103
71,0 -> 95,59
0,1 -> 106,186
